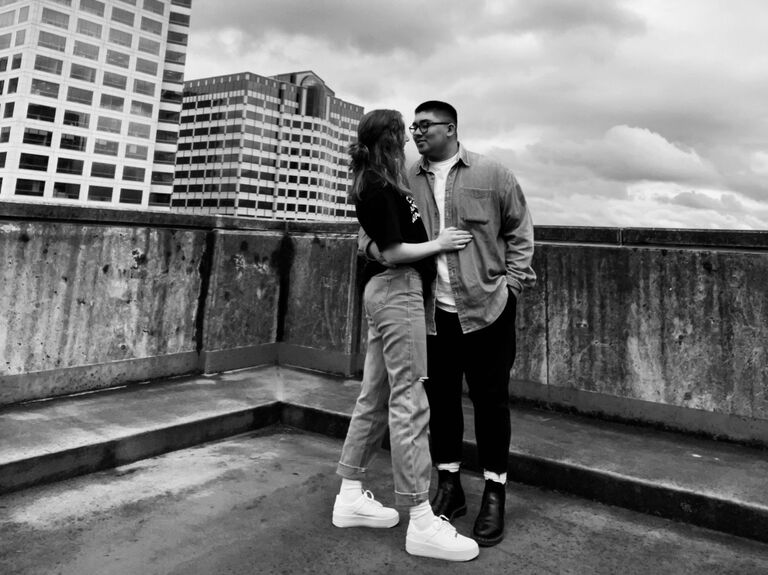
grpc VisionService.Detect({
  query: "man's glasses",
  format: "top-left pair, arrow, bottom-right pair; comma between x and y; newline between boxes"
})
408,121 -> 452,134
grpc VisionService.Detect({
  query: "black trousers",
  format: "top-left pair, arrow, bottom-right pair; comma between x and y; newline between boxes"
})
424,292 -> 517,474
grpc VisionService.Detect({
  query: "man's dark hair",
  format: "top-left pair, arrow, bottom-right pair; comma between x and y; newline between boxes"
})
415,100 -> 457,125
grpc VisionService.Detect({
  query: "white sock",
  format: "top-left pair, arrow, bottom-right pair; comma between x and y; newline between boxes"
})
409,500 -> 434,530
436,462 -> 461,473
483,470 -> 507,484
339,478 -> 363,503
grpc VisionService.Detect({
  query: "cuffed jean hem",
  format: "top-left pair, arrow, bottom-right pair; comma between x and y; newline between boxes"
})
336,460 -> 369,480
394,489 -> 430,507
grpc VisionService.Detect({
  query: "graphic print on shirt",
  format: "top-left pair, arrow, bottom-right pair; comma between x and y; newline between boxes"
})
405,195 -> 421,224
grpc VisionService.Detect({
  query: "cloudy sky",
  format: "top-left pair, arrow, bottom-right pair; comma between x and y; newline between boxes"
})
185,0 -> 768,229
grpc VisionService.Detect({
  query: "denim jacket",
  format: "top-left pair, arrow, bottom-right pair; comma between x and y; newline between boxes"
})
410,144 -> 536,334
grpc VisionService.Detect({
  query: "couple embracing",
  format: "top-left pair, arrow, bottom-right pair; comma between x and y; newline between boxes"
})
331,101 -> 536,561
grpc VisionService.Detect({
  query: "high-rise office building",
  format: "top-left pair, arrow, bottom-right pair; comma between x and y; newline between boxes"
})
0,0 -> 192,209
171,70 -> 363,221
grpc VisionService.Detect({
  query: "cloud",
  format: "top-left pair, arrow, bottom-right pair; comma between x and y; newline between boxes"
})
188,0 -> 645,58
528,125 -> 718,185
184,0 -> 768,229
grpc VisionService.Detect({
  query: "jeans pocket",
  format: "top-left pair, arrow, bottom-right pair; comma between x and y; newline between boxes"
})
364,274 -> 391,314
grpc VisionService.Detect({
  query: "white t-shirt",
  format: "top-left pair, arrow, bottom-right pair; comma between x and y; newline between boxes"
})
428,150 -> 461,312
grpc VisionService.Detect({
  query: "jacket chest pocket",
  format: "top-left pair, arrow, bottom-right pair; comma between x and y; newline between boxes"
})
458,187 -> 494,225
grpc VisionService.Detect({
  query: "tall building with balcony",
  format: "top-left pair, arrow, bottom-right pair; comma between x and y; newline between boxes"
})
0,0 -> 192,209
171,71 -> 363,221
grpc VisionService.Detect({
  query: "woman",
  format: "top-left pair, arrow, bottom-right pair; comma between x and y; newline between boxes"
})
332,109 -> 479,562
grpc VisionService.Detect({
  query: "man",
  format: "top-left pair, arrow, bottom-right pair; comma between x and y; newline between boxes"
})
363,101 -> 536,546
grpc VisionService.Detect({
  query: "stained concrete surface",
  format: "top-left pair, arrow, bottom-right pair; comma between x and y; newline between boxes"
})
2,426 -> 767,575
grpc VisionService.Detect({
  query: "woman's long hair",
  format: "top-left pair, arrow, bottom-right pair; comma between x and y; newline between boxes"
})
348,109 -> 410,204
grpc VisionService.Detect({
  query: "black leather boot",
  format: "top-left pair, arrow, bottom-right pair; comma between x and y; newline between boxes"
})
430,470 -> 467,521
473,480 -> 506,546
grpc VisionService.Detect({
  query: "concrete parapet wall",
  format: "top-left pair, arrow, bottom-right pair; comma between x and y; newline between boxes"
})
512,226 -> 768,445
0,217 -> 206,404
1,204 -> 767,445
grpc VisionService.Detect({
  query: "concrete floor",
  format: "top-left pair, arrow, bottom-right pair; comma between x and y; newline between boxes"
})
2,426 -> 767,575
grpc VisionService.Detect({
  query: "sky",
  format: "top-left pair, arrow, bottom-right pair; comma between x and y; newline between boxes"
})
184,0 -> 768,229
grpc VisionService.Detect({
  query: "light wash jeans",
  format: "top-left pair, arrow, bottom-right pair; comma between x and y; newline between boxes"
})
337,267 -> 431,506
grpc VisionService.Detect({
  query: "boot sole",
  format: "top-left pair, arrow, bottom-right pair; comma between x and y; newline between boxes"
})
474,530 -> 504,547
332,513 -> 399,528
406,538 -> 479,562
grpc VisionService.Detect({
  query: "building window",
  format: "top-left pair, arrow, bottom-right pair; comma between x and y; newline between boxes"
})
35,54 -> 64,75
153,150 -> 175,164
15,179 -> 46,197
119,188 -> 142,204
38,31 -> 67,52
70,62 -> 96,82
63,110 -> 89,128
0,151 -> 7,168
160,89 -> 182,104
31,78 -> 60,98
19,153 -> 49,171
41,7 -> 70,29
135,57 -> 157,76
127,121 -> 150,138
97,116 -> 122,134
171,0 -> 192,7
100,93 -> 124,112
122,166 -> 145,182
140,16 -> 162,35
88,185 -> 113,202
60,133 -> 87,151
7,77 -> 18,93
27,103 -> 57,122
76,18 -> 102,38
103,71 -> 127,89
111,7 -> 134,26
53,182 -> 80,199
67,86 -> 93,104
169,12 -> 190,26
125,143 -> 148,159
130,100 -> 153,117
143,0 -> 164,15
94,138 -> 119,156
133,78 -> 155,96
108,28 -> 132,47
11,53 -> 21,68
0,32 -> 10,49
0,126 -> 9,143
23,128 -> 53,146
151,171 -> 173,185
80,0 -> 105,18
3,101 -> 13,118
138,36 -> 159,55
148,192 -> 171,206
155,130 -> 178,144
166,31 -> 187,46
73,40 -> 99,60
91,162 -> 116,178
106,49 -> 130,68
0,10 -> 14,27
165,49 -> 185,65
57,157 -> 84,175
158,109 -> 179,124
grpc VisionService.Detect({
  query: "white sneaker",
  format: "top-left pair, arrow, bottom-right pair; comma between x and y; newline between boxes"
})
332,489 -> 400,528
406,515 -> 480,561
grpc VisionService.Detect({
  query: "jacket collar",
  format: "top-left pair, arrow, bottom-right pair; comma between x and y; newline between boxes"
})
416,142 -> 471,174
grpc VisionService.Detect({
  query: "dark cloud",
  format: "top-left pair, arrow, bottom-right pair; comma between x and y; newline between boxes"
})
190,0 -> 645,57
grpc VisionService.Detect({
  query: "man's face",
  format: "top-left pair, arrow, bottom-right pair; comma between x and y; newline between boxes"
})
411,111 -> 454,160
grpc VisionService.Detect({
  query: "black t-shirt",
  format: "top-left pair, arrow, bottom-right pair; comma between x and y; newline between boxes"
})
356,171 -> 436,286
